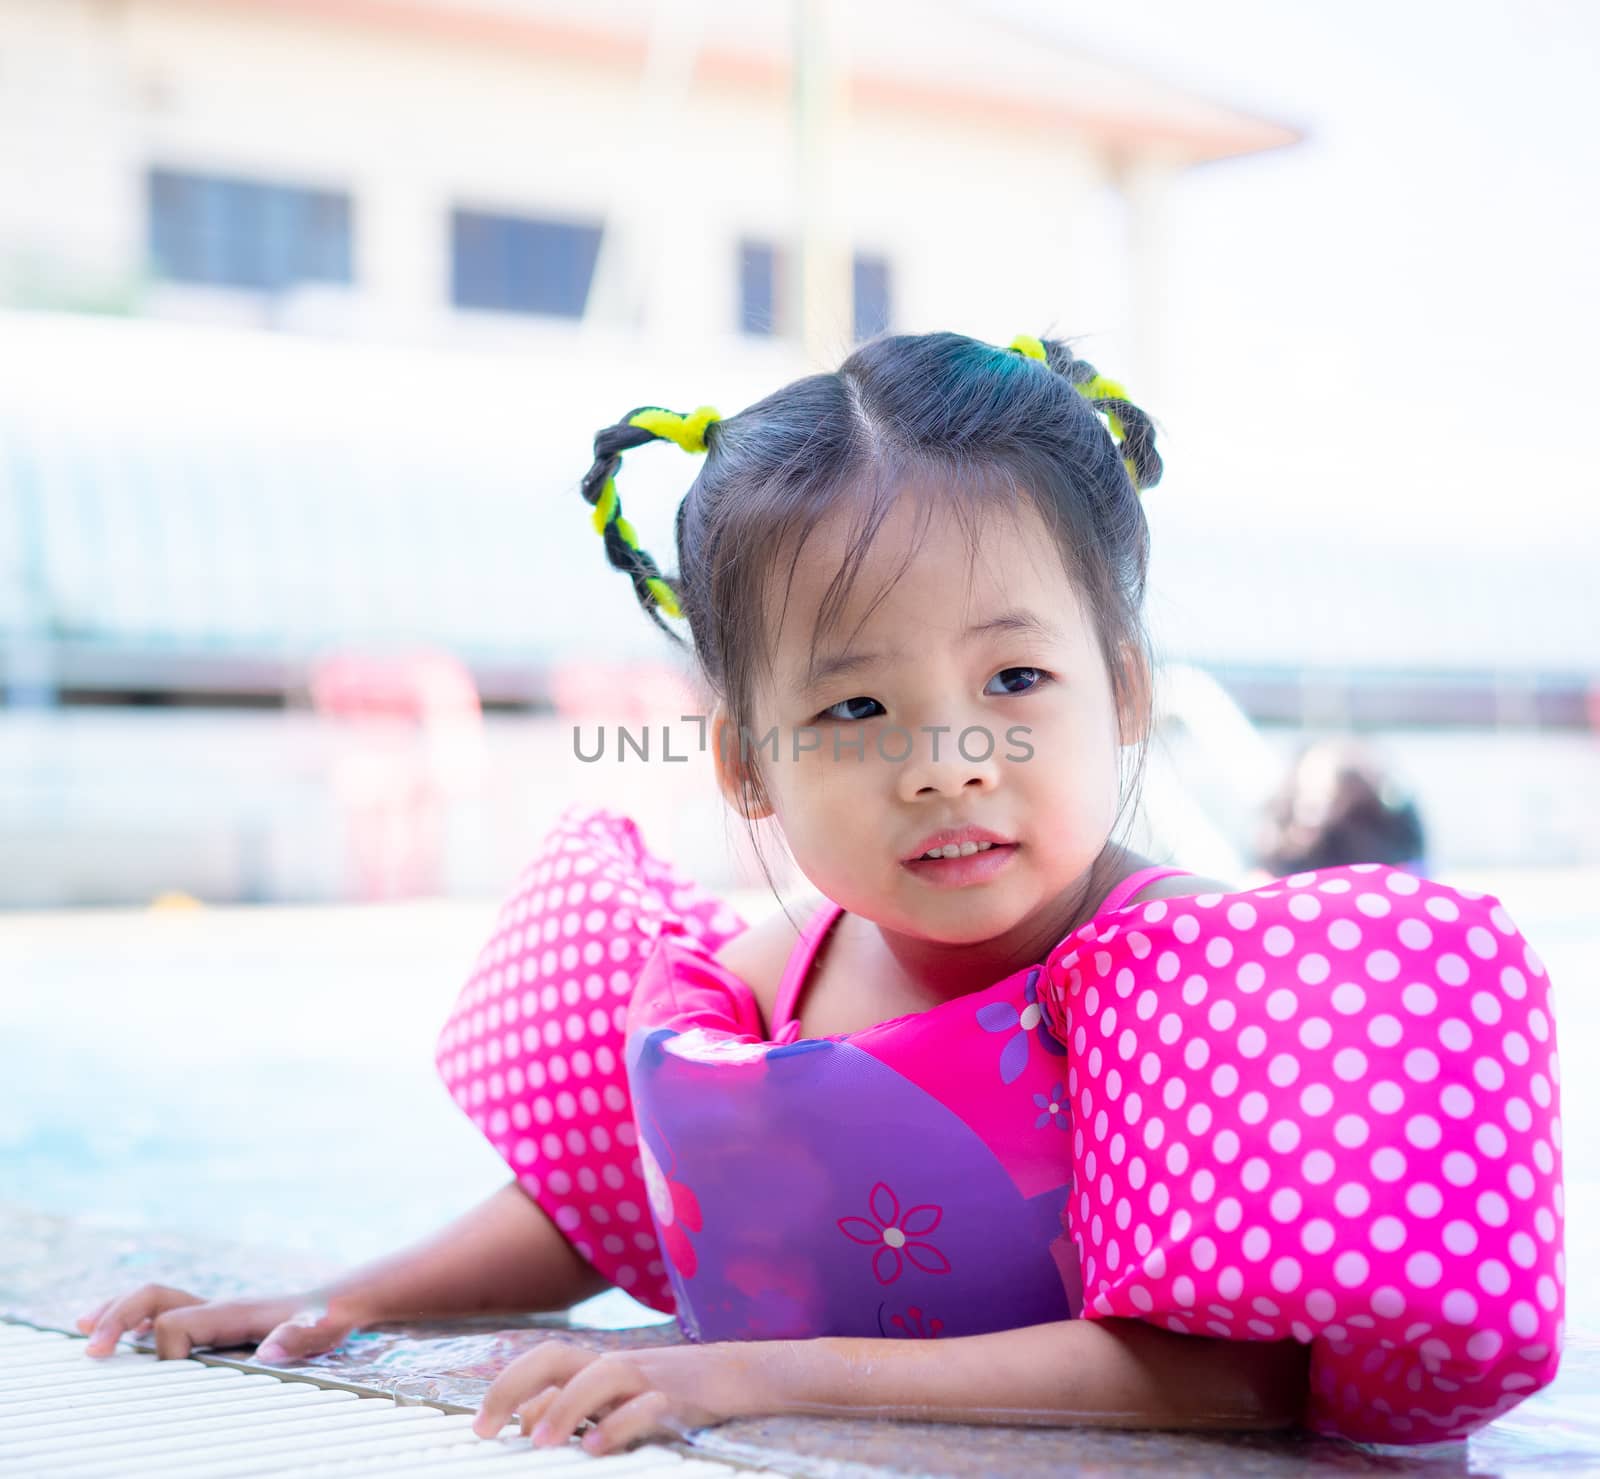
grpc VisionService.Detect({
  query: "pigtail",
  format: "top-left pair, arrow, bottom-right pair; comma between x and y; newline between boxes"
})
579,405 -> 720,639
1007,334 -> 1164,494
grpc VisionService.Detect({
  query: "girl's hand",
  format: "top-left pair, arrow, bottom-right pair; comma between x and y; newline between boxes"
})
76,1285 -> 368,1366
470,1338 -> 779,1455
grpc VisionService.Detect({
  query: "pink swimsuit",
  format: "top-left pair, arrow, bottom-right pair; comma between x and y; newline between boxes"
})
618,868 -> 1186,1345
768,863 -> 1192,1037
436,804 -> 1565,1443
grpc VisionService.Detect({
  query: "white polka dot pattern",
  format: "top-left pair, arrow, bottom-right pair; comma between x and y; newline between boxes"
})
434,806 -> 746,1313
1042,865 -> 1564,1444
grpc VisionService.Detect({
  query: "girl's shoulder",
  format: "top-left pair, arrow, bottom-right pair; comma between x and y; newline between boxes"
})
713,896 -> 827,1033
1126,870 -> 1236,905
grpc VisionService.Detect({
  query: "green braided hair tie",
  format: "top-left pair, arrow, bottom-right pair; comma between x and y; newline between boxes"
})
1007,335 -> 1141,492
582,404 -> 722,622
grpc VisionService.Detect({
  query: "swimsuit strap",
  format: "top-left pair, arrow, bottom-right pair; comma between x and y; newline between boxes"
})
1098,864 -> 1194,916
772,867 -> 1191,1035
771,899 -> 846,1036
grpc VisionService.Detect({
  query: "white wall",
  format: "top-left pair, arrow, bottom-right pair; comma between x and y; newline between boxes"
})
0,0 -> 1168,380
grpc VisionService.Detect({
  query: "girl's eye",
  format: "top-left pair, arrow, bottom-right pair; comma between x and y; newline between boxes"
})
984,666 -> 1047,697
819,695 -> 884,722
819,665 -> 1043,720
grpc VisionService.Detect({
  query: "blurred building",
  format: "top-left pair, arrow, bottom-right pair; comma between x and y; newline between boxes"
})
4,2 -> 1593,904
0,0 -> 1299,702
0,0 -> 1311,905
0,0 -> 1293,362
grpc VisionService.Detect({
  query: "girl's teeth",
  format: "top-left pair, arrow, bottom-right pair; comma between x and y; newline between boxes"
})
922,841 -> 995,860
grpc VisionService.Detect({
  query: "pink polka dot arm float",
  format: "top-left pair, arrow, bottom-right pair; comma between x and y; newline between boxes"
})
1040,864 -> 1565,1443
434,806 -> 748,1313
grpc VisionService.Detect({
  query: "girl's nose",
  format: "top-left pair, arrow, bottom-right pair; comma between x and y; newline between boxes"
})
894,724 -> 1003,801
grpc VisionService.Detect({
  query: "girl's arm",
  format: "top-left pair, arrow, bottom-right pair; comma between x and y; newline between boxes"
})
314,1177 -> 610,1322
473,1316 -> 1310,1448
781,1319 -> 1309,1431
82,1180 -> 609,1363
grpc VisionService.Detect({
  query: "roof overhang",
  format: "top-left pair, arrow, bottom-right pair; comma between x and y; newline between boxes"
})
162,0 -> 1304,167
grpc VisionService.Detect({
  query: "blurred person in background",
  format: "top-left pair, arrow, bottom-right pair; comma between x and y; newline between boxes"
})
1254,737 -> 1427,878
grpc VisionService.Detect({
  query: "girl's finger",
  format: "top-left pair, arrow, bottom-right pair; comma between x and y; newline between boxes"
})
87,1286 -> 200,1358
86,1302 -> 137,1354
528,1357 -> 640,1449
251,1307 -> 353,1367
152,1303 -> 257,1361
150,1308 -> 202,1361
512,1385 -> 563,1438
87,1296 -> 159,1357
76,1299 -> 114,1333
580,1389 -> 673,1456
473,1342 -> 592,1437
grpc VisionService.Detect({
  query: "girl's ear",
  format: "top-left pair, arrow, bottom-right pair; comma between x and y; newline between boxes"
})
710,706 -> 775,821
1114,645 -> 1154,748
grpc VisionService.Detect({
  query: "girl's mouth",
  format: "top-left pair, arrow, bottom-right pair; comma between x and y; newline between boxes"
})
901,842 -> 1018,889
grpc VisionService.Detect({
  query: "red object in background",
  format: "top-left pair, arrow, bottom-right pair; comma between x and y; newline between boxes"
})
309,650 -> 486,902
547,660 -> 699,724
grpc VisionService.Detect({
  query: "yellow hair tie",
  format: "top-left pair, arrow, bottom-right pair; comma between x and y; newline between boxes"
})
1079,373 -> 1129,442
1006,334 -> 1141,489
645,578 -> 683,619
590,477 -> 619,535
588,403 -> 719,622
628,405 -> 722,454
1080,373 -> 1128,404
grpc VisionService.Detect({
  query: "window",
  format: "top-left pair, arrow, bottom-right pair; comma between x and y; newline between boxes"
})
736,239 -> 893,341
852,253 -> 892,341
148,169 -> 352,291
451,210 -> 603,317
738,239 -> 781,336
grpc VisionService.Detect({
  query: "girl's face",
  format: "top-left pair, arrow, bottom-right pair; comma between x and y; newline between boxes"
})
717,488 -> 1144,948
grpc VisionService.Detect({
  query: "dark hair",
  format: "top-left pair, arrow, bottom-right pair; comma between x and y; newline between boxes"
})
583,330 -> 1165,904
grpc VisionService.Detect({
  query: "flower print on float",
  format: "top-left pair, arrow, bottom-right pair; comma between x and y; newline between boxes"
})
637,1128 -> 702,1279
977,967 -> 1067,1085
1034,1081 -> 1071,1132
837,1181 -> 950,1285
879,1304 -> 946,1339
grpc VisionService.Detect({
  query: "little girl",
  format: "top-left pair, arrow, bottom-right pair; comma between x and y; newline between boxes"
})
81,332 -> 1562,1454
